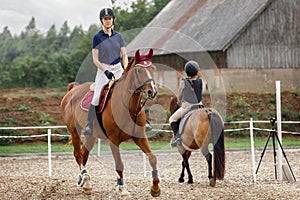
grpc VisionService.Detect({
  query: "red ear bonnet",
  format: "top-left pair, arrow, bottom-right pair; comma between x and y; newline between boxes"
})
134,49 -> 153,67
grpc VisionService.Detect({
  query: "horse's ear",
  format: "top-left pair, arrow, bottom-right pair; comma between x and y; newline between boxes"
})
147,48 -> 153,59
135,49 -> 140,61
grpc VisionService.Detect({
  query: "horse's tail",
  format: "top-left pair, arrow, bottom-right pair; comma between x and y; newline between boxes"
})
67,82 -> 80,91
209,112 -> 225,180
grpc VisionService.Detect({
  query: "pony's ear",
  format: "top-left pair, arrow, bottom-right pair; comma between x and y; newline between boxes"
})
135,49 -> 140,61
147,48 -> 153,59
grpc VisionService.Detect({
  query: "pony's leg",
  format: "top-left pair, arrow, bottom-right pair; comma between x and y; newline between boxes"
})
181,150 -> 193,184
179,160 -> 185,183
109,142 -> 130,197
133,137 -> 161,197
201,147 -> 216,187
177,146 -> 186,182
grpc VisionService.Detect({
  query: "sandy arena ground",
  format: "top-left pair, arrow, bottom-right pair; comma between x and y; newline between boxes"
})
0,148 -> 299,200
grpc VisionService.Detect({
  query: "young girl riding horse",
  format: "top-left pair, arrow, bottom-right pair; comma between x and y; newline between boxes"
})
169,61 -> 204,147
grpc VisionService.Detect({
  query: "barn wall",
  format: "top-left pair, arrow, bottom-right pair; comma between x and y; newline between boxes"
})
152,51 -> 226,71
220,68 -> 300,91
227,0 -> 300,68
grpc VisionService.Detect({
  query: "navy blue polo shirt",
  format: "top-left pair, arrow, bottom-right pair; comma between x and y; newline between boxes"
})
92,29 -> 126,65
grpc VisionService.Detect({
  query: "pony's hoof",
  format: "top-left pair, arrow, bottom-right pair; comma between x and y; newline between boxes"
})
187,179 -> 193,184
151,187 -> 161,197
178,177 -> 184,183
209,178 -> 216,187
83,187 -> 92,195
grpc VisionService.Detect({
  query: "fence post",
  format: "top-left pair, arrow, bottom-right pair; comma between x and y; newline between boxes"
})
249,118 -> 256,182
143,153 -> 147,177
276,81 -> 283,181
48,129 -> 52,177
97,138 -> 101,157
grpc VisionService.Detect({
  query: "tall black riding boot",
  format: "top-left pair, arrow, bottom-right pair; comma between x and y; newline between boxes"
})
170,121 -> 181,147
84,105 -> 96,135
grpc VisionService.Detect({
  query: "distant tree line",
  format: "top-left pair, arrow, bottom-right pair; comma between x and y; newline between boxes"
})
0,0 -> 170,88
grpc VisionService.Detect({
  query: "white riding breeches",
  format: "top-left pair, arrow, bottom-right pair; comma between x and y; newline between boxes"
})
91,63 -> 124,106
169,101 -> 203,123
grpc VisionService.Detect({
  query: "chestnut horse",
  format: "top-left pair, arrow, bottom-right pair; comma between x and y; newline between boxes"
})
60,49 -> 160,197
169,97 -> 225,186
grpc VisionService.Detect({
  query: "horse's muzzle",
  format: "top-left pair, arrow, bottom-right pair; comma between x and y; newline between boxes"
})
147,89 -> 157,99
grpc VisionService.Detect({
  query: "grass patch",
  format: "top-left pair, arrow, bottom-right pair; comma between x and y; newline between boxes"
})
225,136 -> 300,149
0,137 -> 299,155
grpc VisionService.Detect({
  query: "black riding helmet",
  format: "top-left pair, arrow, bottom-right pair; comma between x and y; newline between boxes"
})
99,8 -> 115,24
184,61 -> 200,77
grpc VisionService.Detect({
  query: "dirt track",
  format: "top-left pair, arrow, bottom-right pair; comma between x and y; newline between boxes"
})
0,149 -> 299,200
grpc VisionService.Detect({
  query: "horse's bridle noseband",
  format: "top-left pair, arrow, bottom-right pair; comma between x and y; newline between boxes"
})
120,63 -> 157,117
133,66 -> 156,95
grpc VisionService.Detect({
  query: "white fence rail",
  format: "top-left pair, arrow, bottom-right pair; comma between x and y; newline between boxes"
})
0,120 -> 299,178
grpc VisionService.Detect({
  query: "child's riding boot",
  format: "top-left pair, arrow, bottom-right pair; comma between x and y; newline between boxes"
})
170,121 -> 181,147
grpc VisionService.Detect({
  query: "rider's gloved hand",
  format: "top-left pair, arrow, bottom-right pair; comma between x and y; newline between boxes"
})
104,70 -> 115,80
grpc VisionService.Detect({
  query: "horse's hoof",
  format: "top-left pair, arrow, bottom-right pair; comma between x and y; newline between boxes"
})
83,187 -> 92,195
121,192 -> 132,199
151,187 -> 161,197
117,185 -> 131,198
178,177 -> 184,183
209,178 -> 216,187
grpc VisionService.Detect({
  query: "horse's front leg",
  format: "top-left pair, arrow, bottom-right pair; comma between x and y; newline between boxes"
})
133,137 -> 161,197
146,152 -> 161,197
109,142 -> 131,197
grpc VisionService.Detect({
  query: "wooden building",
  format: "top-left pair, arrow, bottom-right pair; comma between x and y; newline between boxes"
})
127,0 -> 299,70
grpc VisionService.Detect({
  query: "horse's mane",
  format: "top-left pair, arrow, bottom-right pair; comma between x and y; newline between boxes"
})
123,57 -> 135,73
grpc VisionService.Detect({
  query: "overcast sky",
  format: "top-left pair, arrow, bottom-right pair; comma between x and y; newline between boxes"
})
0,0 -> 116,35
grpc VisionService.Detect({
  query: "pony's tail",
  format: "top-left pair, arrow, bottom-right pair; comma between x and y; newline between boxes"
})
210,113 -> 225,180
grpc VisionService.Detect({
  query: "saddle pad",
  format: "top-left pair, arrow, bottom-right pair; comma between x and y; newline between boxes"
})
178,106 -> 205,136
80,91 -> 94,111
80,85 -> 110,113
178,110 -> 194,136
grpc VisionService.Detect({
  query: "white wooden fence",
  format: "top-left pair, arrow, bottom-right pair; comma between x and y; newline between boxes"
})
0,120 -> 299,178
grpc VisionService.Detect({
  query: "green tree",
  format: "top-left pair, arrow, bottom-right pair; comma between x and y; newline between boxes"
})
112,0 -> 171,41
0,1 -> 170,88
58,21 -> 71,50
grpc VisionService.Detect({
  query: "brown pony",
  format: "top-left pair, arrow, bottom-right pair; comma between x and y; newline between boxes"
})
60,49 -> 160,197
169,96 -> 225,186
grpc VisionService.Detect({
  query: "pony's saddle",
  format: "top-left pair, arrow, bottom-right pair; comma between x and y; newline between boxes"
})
80,81 -> 115,114
178,105 -> 205,136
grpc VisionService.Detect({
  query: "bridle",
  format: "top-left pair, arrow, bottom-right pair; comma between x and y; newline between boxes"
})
120,62 -> 157,117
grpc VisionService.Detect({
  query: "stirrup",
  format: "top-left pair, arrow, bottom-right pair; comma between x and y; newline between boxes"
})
84,123 -> 93,135
146,123 -> 152,132
171,137 -> 181,147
